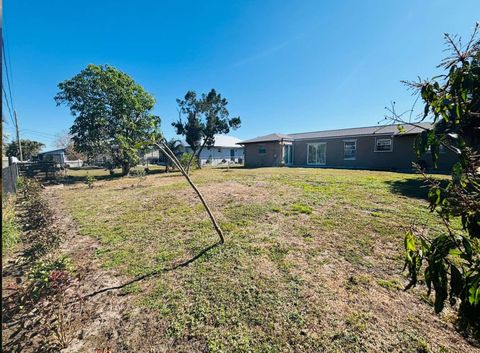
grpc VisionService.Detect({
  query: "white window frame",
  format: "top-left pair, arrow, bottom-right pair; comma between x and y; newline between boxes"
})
343,139 -> 357,160
307,142 -> 327,165
374,137 -> 393,152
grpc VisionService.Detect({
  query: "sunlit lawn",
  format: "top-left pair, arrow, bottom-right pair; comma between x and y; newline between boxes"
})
57,167 -> 462,352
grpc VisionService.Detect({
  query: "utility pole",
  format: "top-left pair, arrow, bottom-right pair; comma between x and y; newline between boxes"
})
14,110 -> 23,161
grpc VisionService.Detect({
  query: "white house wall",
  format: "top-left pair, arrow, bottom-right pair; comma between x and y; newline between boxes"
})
186,147 -> 244,165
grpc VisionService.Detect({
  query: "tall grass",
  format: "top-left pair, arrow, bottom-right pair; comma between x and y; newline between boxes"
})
2,194 -> 19,255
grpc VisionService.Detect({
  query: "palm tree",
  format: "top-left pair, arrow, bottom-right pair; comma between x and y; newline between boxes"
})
162,139 -> 184,172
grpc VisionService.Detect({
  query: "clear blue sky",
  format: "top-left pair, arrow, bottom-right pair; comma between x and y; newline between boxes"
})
2,0 -> 478,150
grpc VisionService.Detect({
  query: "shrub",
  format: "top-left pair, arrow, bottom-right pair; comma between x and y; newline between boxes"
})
179,153 -> 199,171
397,25 -> 480,337
85,174 -> 95,189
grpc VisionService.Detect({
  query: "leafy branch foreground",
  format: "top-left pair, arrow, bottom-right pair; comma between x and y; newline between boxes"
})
395,24 -> 480,337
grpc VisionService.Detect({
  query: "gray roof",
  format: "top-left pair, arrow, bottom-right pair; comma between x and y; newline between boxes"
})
238,133 -> 294,144
38,148 -> 66,155
240,122 -> 432,144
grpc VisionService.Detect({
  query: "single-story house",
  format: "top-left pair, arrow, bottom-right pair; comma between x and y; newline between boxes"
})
184,135 -> 244,166
238,123 -> 457,172
37,148 -> 84,167
140,135 -> 244,166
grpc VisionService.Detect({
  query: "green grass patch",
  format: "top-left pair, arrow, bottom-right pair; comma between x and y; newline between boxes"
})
55,167 -> 459,352
2,194 -> 19,255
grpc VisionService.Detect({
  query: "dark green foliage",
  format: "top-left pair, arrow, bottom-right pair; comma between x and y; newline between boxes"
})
179,152 -> 199,170
161,138 -> 184,171
5,139 -> 45,160
401,24 -> 480,336
55,64 -> 160,175
172,89 -> 240,172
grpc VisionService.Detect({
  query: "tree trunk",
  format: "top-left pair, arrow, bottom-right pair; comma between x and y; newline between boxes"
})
121,163 -> 130,176
187,140 -> 207,174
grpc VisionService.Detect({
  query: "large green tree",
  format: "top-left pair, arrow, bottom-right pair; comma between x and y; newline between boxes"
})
172,89 -> 240,173
5,139 -> 44,160
392,24 -> 479,337
55,64 -> 160,175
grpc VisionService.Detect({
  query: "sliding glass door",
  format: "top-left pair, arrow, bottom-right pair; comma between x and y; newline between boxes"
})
283,145 -> 293,165
307,143 -> 326,165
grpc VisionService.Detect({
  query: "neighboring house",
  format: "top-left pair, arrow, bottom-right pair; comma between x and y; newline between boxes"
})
37,148 -> 84,167
239,123 -> 457,172
183,135 -> 244,166
2,156 -> 18,169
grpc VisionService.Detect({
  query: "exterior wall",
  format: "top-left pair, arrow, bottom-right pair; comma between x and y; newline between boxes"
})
197,147 -> 244,166
244,141 -> 282,167
292,134 -> 457,172
38,152 -> 65,164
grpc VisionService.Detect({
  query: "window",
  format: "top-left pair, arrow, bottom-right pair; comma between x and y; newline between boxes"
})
258,145 -> 266,154
344,140 -> 356,160
375,138 -> 393,152
307,143 -> 326,165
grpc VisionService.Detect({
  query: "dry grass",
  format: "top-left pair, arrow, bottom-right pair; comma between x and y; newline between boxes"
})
55,167 -> 476,353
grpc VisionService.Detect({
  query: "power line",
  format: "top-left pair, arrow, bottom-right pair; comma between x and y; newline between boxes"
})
3,24 -> 15,102
2,34 -> 23,160
2,41 -> 15,112
22,129 -> 58,137
2,85 -> 15,126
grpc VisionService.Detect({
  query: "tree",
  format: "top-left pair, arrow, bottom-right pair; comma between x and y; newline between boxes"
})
389,24 -> 480,337
54,130 -> 85,160
55,64 -> 160,175
160,138 -> 184,172
172,89 -> 241,173
5,139 -> 44,160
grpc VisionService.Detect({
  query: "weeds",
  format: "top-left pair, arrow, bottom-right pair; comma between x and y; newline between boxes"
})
2,194 -> 19,255
85,174 -> 96,189
2,178 -> 80,351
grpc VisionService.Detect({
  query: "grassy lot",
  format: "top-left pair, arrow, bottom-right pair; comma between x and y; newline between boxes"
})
56,167 -> 468,352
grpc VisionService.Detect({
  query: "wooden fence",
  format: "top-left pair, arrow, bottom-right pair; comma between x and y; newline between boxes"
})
18,162 -> 64,180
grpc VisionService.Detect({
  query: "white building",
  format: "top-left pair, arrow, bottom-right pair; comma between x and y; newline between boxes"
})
184,135 -> 244,166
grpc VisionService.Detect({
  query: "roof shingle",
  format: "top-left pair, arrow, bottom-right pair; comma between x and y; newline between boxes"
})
239,122 -> 432,144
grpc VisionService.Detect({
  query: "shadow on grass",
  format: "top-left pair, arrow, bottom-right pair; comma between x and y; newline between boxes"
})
81,241 -> 222,300
385,178 -> 430,200
385,177 -> 449,200
61,167 -> 170,185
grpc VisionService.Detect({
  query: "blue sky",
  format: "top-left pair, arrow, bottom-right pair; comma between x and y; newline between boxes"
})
2,0 -> 478,150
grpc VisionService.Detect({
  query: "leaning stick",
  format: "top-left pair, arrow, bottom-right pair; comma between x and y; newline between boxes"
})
154,141 -> 225,243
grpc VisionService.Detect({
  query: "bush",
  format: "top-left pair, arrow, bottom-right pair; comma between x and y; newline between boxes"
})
399,25 -> 480,337
179,153 -> 199,171
85,174 -> 95,189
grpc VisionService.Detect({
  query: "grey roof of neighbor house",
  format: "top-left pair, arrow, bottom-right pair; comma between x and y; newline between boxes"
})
238,133 -> 295,144
239,122 -> 433,144
37,148 -> 66,155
